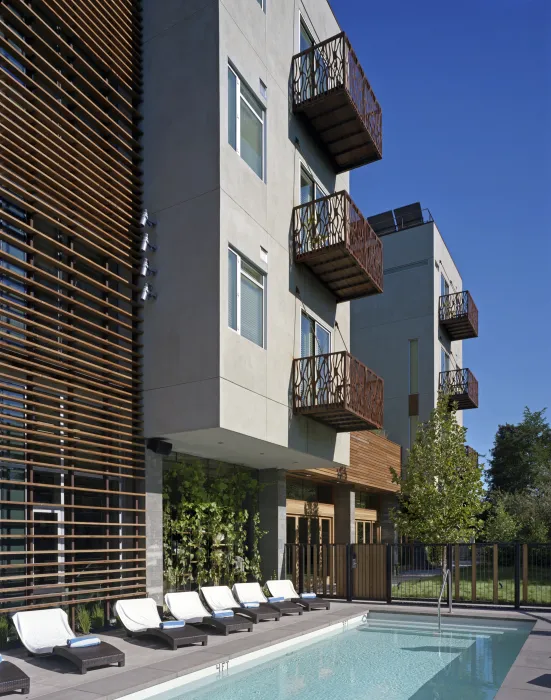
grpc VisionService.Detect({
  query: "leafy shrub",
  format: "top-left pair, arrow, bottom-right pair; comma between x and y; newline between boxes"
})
0,616 -> 9,648
90,603 -> 104,630
76,605 -> 91,635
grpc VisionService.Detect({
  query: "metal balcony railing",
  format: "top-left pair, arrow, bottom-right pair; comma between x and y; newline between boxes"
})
293,191 -> 383,301
439,368 -> 479,410
291,32 -> 382,172
293,351 -> 384,431
439,291 -> 478,340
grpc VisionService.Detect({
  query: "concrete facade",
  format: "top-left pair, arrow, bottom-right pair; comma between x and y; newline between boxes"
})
140,0 -> 378,579
142,0 -> 351,475
351,217 -> 464,465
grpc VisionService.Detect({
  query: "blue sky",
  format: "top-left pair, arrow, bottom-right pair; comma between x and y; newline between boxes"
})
332,0 -> 551,465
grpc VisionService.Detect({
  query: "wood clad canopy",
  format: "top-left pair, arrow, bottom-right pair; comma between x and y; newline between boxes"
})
0,0 -> 145,614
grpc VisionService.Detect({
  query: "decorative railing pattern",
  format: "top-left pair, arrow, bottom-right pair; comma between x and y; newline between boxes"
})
293,191 -> 383,292
293,351 -> 384,429
292,32 -> 382,158
440,368 -> 478,406
439,291 -> 478,335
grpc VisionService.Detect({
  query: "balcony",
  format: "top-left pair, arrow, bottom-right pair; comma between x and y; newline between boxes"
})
293,351 -> 384,432
465,446 -> 479,464
291,32 -> 382,173
440,369 -> 479,410
439,291 -> 478,340
293,191 -> 383,301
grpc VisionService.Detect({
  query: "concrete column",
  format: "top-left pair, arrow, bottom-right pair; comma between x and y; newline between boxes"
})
145,450 -> 163,604
379,493 -> 398,544
258,469 -> 286,581
333,485 -> 355,544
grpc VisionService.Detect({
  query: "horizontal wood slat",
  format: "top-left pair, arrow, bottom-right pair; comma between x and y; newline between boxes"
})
290,432 -> 401,492
0,0 -> 144,616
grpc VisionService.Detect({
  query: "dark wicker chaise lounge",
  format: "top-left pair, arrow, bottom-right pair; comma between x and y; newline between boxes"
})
233,583 -> 304,617
202,586 -> 281,624
115,598 -> 208,650
12,608 -> 125,675
0,659 -> 30,694
266,580 -> 331,611
165,591 -> 254,636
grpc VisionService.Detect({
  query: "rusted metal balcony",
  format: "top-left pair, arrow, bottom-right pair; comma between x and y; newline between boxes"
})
439,291 -> 478,340
293,191 -> 383,301
293,351 -> 384,432
440,369 -> 479,410
465,446 -> 479,464
291,32 -> 382,173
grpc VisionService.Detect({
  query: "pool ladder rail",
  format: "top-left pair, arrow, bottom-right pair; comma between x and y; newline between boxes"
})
438,568 -> 452,633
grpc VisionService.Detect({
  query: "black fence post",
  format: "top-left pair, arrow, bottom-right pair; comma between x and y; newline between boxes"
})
386,544 -> 392,604
447,544 -> 453,609
298,545 -> 304,594
514,542 -> 521,609
346,544 -> 352,601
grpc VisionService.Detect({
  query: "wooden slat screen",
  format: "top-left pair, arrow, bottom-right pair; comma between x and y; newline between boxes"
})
0,0 -> 145,614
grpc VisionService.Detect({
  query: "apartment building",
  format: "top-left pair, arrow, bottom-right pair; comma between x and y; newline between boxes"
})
142,0 -> 386,589
0,0 -> 144,621
351,204 -> 479,470
0,0 -> 396,619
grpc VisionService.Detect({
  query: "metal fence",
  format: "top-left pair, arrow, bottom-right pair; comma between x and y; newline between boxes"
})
284,543 -> 551,608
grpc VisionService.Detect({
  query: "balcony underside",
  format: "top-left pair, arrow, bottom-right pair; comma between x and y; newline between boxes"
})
296,241 -> 382,301
440,315 -> 478,340
448,392 -> 478,410
296,403 -> 379,432
296,89 -> 381,173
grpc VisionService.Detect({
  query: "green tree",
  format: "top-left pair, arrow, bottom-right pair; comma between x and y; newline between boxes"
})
483,497 -> 520,542
390,394 -> 486,545
487,408 -> 551,493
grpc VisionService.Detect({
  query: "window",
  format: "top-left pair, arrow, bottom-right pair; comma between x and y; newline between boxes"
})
300,311 -> 330,357
256,0 -> 265,9
228,248 -> 265,347
441,273 -> 449,298
408,339 -> 418,394
298,168 -> 328,254
440,346 -> 450,374
228,66 -> 265,179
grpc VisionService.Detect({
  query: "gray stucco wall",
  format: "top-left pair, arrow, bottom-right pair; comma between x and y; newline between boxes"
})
351,221 -> 464,462
142,0 -> 353,470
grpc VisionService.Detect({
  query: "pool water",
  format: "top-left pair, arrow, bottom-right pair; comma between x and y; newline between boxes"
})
148,613 -> 532,700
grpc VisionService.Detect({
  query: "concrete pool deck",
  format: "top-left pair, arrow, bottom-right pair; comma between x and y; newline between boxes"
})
2,601 -> 549,699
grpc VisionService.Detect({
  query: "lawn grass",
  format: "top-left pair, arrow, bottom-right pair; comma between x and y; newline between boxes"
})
392,565 -> 551,605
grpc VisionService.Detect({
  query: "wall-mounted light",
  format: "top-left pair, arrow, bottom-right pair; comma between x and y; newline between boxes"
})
140,231 -> 157,253
140,283 -> 157,302
140,208 -> 157,228
139,259 -> 157,277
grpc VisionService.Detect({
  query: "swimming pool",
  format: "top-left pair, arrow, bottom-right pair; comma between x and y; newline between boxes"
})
128,612 -> 532,700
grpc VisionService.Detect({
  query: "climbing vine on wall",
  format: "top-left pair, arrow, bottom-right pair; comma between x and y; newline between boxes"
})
163,458 -> 266,590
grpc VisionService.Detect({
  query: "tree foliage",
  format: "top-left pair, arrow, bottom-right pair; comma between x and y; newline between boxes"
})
484,408 -> 551,543
163,459 -> 266,590
390,394 -> 486,543
487,408 -> 551,493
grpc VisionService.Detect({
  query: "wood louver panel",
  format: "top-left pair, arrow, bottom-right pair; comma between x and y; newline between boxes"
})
0,0 -> 145,616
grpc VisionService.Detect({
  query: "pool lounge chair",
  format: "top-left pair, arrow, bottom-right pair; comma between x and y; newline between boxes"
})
201,586 -> 281,624
0,656 -> 30,694
12,608 -> 124,675
233,582 -> 303,616
266,580 -> 330,611
165,591 -> 253,635
115,598 -> 208,650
